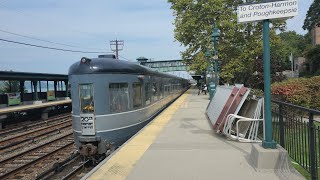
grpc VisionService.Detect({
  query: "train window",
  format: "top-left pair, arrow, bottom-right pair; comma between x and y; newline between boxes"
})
133,83 -> 142,109
145,82 -> 151,105
152,82 -> 158,102
109,83 -> 129,113
164,85 -> 170,96
159,78 -> 163,99
79,84 -> 94,113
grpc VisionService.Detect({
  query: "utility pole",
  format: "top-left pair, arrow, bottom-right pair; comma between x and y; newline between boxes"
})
290,52 -> 294,77
110,39 -> 124,59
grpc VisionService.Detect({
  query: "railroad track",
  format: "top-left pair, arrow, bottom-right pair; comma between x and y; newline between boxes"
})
0,113 -> 71,138
60,159 -> 91,180
35,154 -> 93,180
0,120 -> 72,154
0,133 -> 75,179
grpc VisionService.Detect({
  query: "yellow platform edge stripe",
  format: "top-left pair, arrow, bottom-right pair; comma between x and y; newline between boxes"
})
87,90 -> 190,180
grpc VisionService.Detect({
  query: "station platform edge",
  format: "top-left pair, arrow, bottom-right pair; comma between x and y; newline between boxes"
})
84,88 -> 304,180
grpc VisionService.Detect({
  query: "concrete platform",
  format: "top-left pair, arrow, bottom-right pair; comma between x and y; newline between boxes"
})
0,99 -> 71,114
85,89 -> 305,180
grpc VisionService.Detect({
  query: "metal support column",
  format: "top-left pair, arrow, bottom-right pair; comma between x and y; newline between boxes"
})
19,80 -> 24,102
262,19 -> 276,149
32,81 -> 38,101
278,104 -> 285,148
54,81 -> 57,98
64,80 -> 68,97
309,113 -> 317,180
209,19 -> 220,100
213,50 -> 218,89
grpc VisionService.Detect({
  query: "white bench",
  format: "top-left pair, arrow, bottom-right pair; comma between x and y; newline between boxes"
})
223,98 -> 264,143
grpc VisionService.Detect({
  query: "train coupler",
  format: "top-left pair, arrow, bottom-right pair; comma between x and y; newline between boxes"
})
79,143 -> 98,156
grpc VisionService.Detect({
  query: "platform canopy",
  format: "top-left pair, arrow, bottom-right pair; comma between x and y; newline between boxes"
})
0,71 -> 67,81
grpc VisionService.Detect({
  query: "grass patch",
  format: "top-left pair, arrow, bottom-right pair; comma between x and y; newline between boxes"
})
292,161 -> 311,180
271,118 -> 320,179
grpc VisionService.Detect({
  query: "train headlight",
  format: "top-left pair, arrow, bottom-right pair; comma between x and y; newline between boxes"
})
81,57 -> 91,63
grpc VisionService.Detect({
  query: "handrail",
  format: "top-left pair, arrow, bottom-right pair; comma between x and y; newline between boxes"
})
272,100 -> 320,115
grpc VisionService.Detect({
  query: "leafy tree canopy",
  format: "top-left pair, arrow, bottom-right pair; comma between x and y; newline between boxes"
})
279,31 -> 311,57
0,81 -> 21,93
304,45 -> 320,75
303,0 -> 320,31
274,31 -> 312,70
168,0 -> 286,85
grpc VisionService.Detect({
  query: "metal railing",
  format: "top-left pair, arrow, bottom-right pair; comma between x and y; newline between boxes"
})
271,100 -> 320,180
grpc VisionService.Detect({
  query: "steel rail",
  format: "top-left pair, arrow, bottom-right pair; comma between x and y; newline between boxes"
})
0,124 -> 72,153
0,119 -> 71,147
0,113 -> 70,136
0,133 -> 74,179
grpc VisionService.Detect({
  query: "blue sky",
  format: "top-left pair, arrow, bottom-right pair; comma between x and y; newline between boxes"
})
0,0 -> 314,74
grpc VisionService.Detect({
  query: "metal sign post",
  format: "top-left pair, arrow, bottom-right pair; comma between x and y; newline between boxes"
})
262,18 -> 277,149
237,0 -> 298,149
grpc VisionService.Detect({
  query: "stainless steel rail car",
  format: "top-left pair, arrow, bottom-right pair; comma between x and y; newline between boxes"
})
68,56 -> 189,157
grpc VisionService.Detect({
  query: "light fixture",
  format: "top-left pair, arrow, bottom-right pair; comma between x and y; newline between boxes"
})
81,57 -> 91,63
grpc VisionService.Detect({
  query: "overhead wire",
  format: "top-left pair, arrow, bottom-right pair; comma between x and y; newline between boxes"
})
0,28 -> 106,51
0,38 -> 111,54
118,55 -> 133,61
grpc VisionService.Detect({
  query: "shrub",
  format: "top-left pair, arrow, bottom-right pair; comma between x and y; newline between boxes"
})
271,76 -> 320,110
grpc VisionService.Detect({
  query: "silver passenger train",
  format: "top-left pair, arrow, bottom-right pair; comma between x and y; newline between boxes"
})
68,56 -> 189,157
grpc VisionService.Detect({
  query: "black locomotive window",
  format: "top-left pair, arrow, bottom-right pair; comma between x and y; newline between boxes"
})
109,83 -> 129,113
79,84 -> 94,113
133,83 -> 142,109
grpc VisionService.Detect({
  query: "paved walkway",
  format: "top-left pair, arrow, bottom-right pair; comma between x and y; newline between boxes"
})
85,88 -> 305,180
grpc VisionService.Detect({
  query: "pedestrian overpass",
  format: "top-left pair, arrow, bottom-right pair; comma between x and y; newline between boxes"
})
137,57 -> 189,72
136,57 -> 205,82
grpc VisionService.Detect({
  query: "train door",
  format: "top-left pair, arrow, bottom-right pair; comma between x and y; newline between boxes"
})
79,84 -> 95,135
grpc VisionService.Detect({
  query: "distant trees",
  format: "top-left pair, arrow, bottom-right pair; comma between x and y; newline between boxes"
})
167,0 -> 287,86
188,52 -> 209,75
303,0 -> 320,31
301,0 -> 320,77
279,31 -> 311,57
304,45 -> 320,75
0,81 -> 21,93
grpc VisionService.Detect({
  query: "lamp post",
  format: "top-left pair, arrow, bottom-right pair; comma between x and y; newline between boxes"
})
209,19 -> 220,99
205,50 -> 213,98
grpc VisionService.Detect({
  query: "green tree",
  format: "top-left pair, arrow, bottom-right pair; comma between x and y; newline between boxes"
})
303,0 -> 320,31
304,45 -> 320,75
246,54 -> 286,89
168,0 -> 286,85
270,31 -> 312,70
279,31 -> 310,57
187,51 -> 209,75
0,81 -> 21,93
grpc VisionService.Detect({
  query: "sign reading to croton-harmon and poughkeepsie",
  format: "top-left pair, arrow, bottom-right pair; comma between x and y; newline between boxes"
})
237,0 -> 298,23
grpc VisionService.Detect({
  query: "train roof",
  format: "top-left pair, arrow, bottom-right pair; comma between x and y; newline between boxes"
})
68,57 -> 185,80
